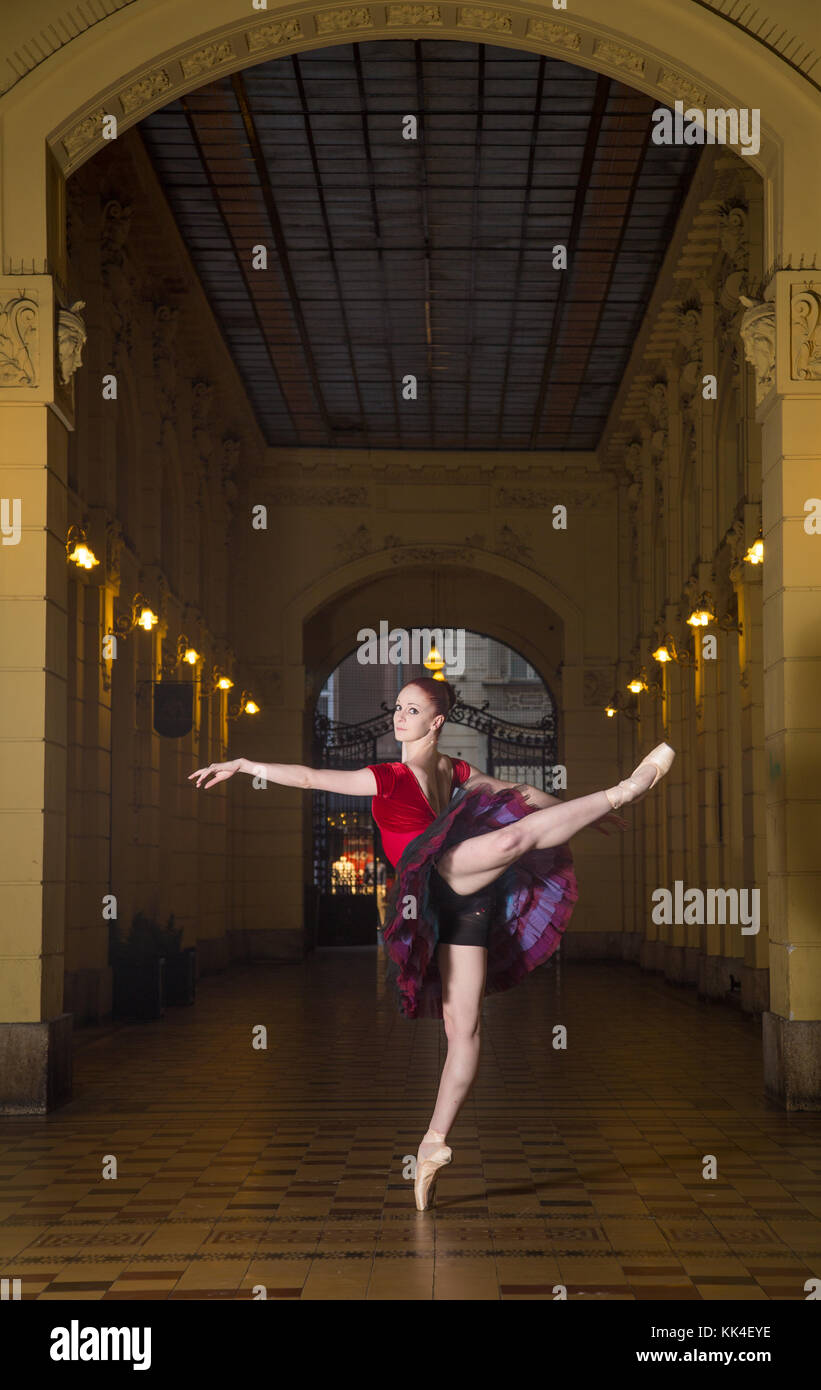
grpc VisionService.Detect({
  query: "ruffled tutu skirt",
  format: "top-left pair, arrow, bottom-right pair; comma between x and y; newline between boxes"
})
378,785 -> 578,1020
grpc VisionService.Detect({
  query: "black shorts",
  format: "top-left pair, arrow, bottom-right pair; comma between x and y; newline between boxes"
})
430,863 -> 498,948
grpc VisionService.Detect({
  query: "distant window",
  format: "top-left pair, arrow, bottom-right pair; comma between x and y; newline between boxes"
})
509,652 -> 535,680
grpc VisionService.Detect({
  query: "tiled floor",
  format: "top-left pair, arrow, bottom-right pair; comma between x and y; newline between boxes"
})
1,951 -> 820,1300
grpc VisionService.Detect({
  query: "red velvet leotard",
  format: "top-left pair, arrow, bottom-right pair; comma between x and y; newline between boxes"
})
368,759 -> 472,868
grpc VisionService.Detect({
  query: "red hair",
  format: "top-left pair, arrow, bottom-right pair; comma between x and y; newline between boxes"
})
404,677 -> 457,721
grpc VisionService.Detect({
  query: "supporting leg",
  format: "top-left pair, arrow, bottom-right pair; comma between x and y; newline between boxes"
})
418,944 -> 487,1159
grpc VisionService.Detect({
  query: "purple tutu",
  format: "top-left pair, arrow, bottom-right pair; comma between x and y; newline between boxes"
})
378,785 -> 578,1019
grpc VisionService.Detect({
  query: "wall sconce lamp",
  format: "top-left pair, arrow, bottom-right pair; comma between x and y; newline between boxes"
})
198,666 -> 234,703
228,690 -> 261,720
651,635 -> 695,668
111,593 -> 158,639
66,523 -> 99,570
626,667 -> 663,697
743,536 -> 764,565
686,591 -> 742,634
686,592 -> 716,627
176,635 -> 201,666
604,693 -> 639,722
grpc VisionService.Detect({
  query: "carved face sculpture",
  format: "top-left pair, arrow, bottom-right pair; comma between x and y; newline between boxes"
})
739,298 -> 775,397
57,303 -> 87,386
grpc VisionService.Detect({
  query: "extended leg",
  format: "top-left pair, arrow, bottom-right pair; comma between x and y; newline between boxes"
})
437,761 -> 660,897
418,944 -> 487,1161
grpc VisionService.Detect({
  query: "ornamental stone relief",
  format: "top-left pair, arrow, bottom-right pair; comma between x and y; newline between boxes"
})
0,290 -> 38,386
246,19 -> 304,51
656,70 -> 708,108
62,109 -> 106,161
738,295 -> 775,404
180,41 -> 235,80
458,7 -> 512,32
387,4 -> 442,24
315,7 -> 374,34
791,285 -> 821,381
57,301 -> 87,386
594,39 -> 645,75
583,669 -> 611,707
526,20 -> 580,48
120,68 -> 171,116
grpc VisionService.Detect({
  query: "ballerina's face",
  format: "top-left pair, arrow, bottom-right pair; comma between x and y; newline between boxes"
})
393,685 -> 443,744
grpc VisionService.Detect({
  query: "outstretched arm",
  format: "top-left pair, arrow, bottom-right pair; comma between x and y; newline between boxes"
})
189,758 -> 378,796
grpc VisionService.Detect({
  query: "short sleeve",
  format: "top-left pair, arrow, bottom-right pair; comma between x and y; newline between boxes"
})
367,762 -> 396,797
452,759 -> 472,786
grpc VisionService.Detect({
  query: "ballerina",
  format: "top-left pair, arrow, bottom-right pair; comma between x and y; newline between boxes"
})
189,676 -> 674,1211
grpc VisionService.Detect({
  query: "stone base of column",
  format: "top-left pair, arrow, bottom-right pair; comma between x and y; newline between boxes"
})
64,968 -> 112,1025
561,931 -> 642,961
639,938 -> 665,972
663,944 -> 700,985
228,928 -> 306,962
762,1013 -> 821,1110
0,1014 -> 73,1114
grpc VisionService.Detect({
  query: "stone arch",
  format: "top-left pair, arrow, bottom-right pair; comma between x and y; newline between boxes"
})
3,0 -> 821,271
288,544 -> 584,673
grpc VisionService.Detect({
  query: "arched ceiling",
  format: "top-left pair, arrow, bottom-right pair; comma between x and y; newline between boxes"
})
139,39 -> 701,451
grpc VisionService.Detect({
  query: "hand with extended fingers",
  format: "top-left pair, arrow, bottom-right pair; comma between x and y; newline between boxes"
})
188,759 -> 243,790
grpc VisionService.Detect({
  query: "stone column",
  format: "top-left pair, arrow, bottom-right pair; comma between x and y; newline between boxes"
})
741,273 -> 821,1108
0,147 -> 81,1107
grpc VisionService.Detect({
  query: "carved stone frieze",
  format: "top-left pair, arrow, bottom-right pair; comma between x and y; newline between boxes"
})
62,109 -> 106,160
57,301 -> 87,386
180,41 -> 234,80
246,19 -> 304,51
387,4 -> 442,24
315,7 -> 374,34
458,7 -> 512,32
526,19 -> 581,48
738,295 -> 775,404
656,71 -> 708,108
120,68 -> 171,116
594,39 -> 645,75
791,284 -> 821,380
0,290 -> 38,386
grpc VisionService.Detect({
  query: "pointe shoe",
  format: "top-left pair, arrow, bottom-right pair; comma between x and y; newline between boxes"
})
414,1130 -> 452,1211
605,742 -> 676,810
